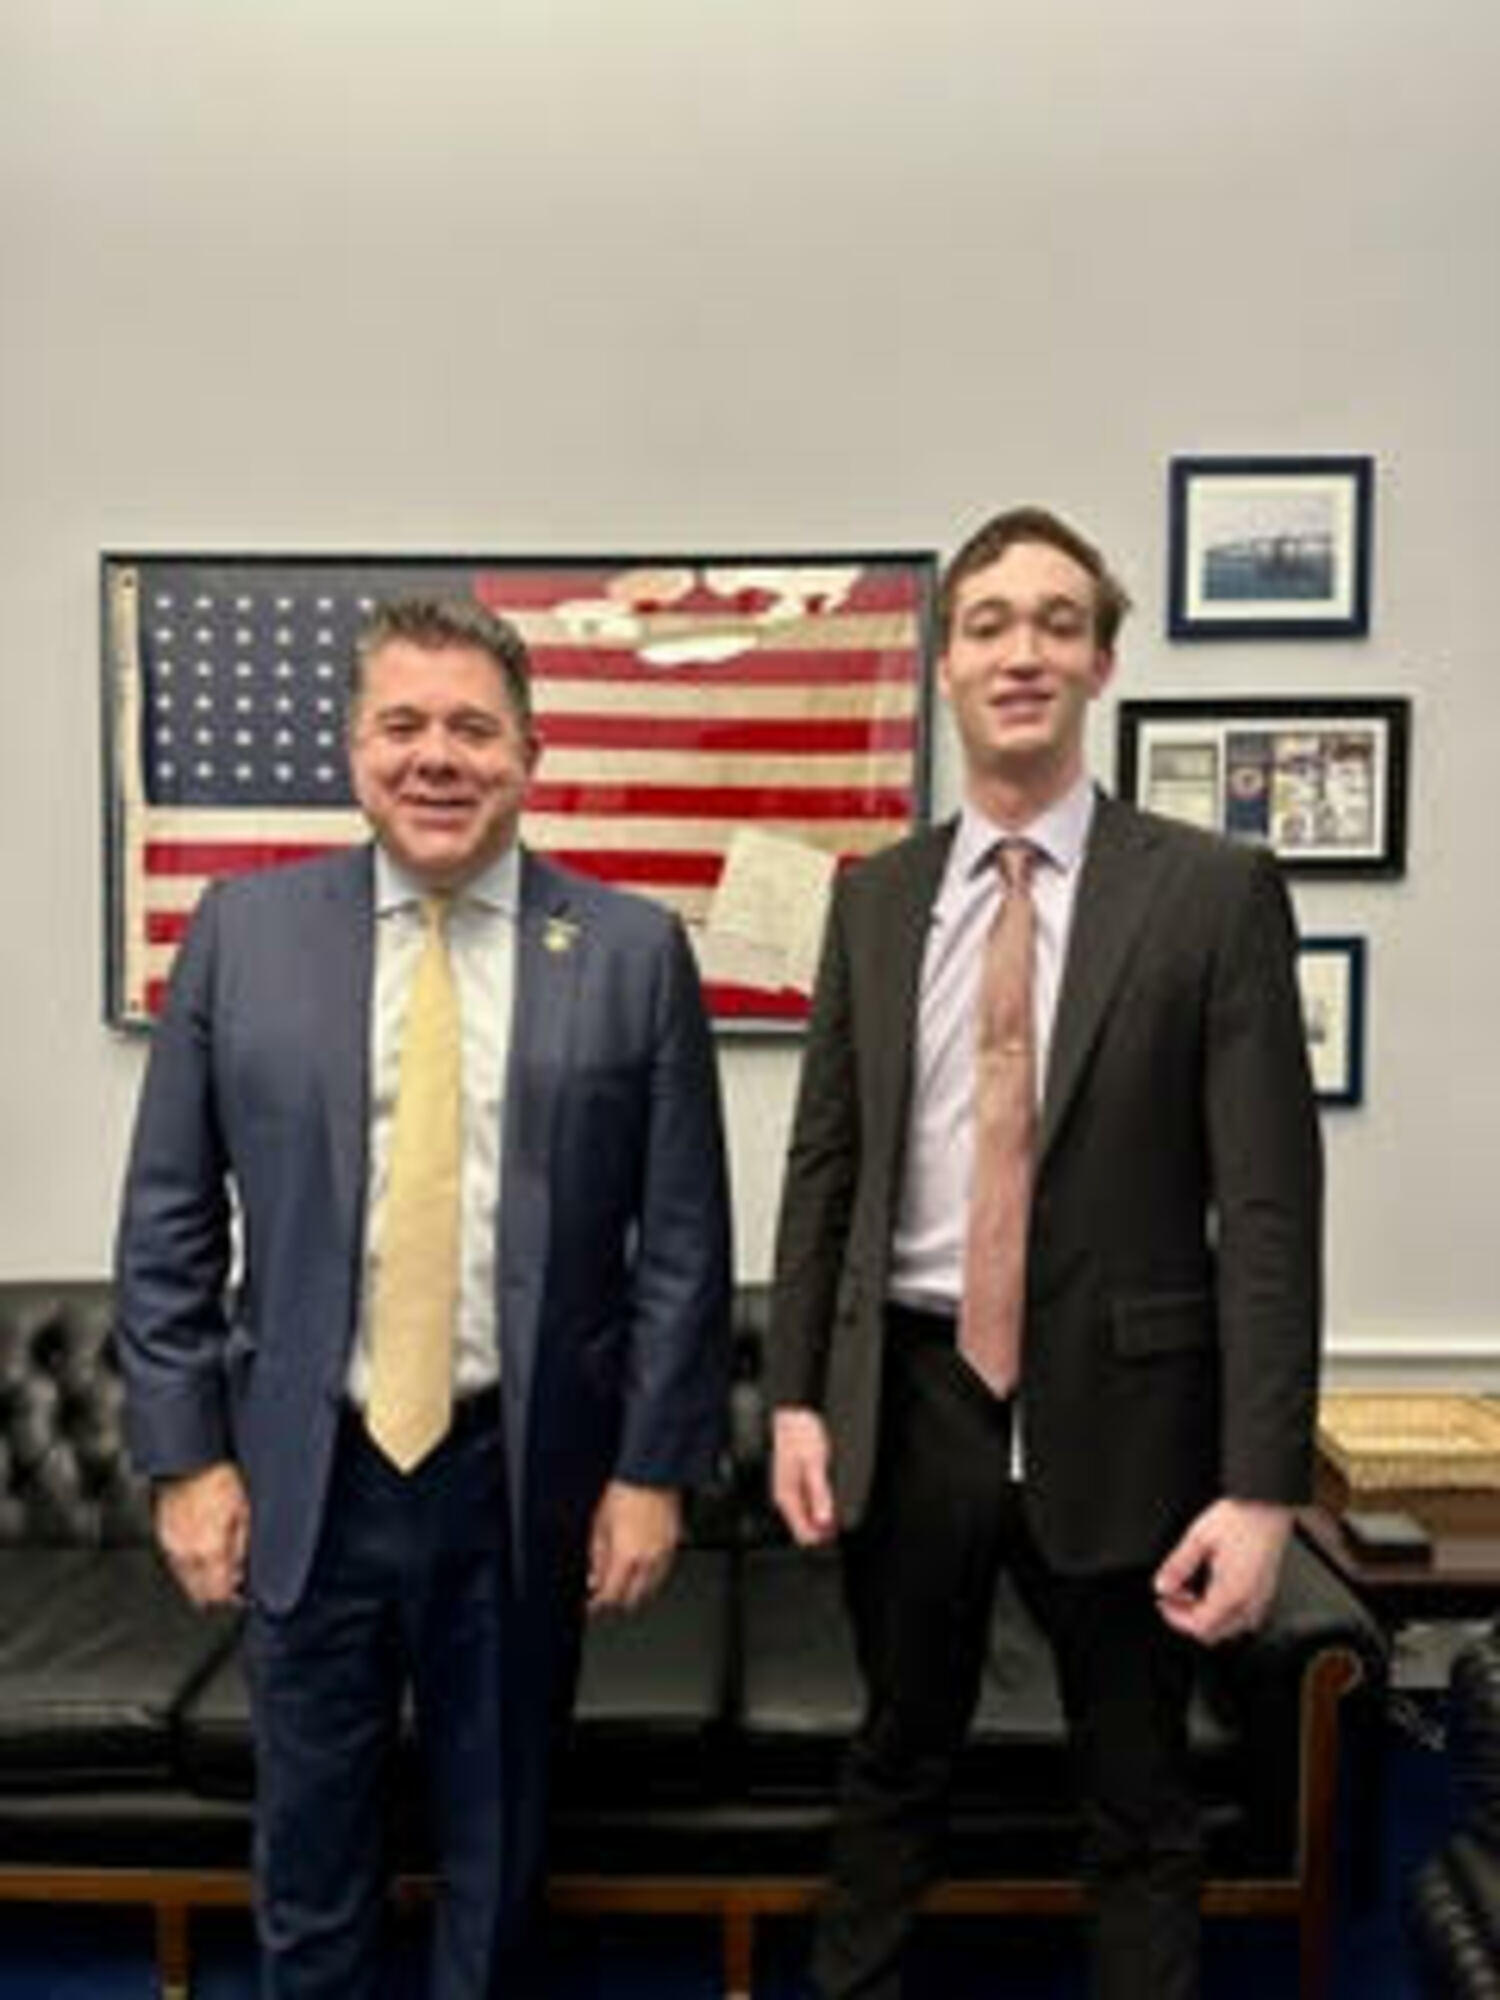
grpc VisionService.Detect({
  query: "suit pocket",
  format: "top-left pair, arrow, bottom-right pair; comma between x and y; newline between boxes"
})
1110,1290 -> 1214,1360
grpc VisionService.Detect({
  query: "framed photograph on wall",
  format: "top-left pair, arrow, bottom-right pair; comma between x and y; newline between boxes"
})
1167,455 -> 1374,639
1115,696 -> 1410,876
1297,936 -> 1367,1107
102,550 -> 936,1030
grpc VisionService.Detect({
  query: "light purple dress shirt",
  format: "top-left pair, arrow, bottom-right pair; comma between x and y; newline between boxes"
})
887,776 -> 1096,1316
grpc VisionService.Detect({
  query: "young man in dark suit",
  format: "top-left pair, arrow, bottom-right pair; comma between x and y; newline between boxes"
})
768,507 -> 1322,1999
115,597 -> 731,1996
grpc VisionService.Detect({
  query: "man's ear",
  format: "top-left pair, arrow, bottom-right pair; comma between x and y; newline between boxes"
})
1089,648 -> 1117,697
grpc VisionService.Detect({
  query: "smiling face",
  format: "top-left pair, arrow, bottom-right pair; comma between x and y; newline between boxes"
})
939,539 -> 1115,819
348,638 -> 539,890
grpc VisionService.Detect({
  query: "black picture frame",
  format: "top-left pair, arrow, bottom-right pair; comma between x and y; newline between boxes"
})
1116,696 -> 1410,877
101,549 -> 937,1030
1168,455 -> 1374,639
1297,936 -> 1367,1108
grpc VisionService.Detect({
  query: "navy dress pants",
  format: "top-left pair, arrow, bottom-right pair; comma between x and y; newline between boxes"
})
246,1402 -> 545,2000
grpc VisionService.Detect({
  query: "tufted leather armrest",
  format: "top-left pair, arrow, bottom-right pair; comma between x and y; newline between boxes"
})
1409,1622 -> 1500,1996
1211,1529 -> 1387,1730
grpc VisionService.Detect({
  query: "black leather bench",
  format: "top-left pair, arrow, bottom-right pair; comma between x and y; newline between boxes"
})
0,1281 -> 1385,1999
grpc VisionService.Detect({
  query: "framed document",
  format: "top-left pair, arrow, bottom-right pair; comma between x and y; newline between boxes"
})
1116,697 -> 1409,877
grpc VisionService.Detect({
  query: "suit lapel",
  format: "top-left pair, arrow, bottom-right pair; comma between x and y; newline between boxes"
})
886,825 -> 954,1028
870,824 -> 954,1180
1039,794 -> 1162,1165
320,847 -> 375,1256
508,851 -> 584,1090
498,851 -> 585,1409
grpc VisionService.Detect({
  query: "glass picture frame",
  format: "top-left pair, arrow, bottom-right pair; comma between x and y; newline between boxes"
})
1168,455 -> 1374,640
1116,696 -> 1410,877
102,550 -> 937,1029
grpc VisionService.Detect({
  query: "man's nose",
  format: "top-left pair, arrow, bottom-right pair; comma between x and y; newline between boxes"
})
412,728 -> 458,769
1002,622 -> 1046,669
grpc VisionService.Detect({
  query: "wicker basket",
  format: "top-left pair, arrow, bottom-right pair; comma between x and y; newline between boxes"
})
1316,1393 -> 1500,1533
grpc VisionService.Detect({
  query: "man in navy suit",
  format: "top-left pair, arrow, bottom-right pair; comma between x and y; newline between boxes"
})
769,508 -> 1321,1998
115,596 -> 732,1996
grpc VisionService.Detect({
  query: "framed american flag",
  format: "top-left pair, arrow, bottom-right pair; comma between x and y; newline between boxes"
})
102,552 -> 936,1030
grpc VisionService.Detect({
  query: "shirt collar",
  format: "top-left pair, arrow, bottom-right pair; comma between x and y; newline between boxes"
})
373,840 -> 521,920
953,772 -> 1096,882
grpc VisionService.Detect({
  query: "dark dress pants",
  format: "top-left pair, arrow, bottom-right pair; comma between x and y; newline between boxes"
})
811,1317 -> 1203,2000
247,1402 -> 548,1999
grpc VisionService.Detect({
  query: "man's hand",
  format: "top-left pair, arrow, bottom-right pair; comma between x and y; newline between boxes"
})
587,1480 -> 681,1613
154,1461 -> 250,1608
772,1407 -> 837,1547
1153,1497 -> 1293,1646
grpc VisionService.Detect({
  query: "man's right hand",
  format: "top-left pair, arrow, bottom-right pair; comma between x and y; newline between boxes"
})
771,1408 -> 838,1546
154,1462 -> 250,1607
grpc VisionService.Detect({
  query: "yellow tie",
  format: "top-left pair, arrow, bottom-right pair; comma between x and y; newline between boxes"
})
959,841 -> 1039,1399
366,895 -> 462,1471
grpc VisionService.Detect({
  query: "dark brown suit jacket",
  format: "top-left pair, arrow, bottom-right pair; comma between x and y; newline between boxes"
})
768,791 -> 1322,1575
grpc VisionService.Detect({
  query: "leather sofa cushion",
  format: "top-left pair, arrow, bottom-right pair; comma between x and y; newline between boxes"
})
0,1787 -> 253,1869
739,1546 -> 1239,1802
564,1547 -> 734,1803
0,1550 -> 232,1785
178,1547 -> 735,1808
172,1633 -> 252,1798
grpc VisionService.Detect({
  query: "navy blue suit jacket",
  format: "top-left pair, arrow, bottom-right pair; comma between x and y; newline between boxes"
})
115,844 -> 732,1614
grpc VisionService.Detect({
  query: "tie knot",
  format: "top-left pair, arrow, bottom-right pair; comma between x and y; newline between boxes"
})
995,840 -> 1038,893
420,893 -> 453,937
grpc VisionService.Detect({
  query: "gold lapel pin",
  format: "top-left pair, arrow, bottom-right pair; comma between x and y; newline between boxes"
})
544,917 -> 580,955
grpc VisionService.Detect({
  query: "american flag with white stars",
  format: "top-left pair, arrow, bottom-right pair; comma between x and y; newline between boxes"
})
141,576 -> 362,806
106,555 -> 932,1026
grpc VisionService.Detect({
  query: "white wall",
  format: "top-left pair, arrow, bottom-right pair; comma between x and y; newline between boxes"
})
2,0 -> 1496,1380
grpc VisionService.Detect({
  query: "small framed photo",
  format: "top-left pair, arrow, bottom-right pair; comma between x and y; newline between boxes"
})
1168,455 -> 1374,639
1297,937 -> 1367,1107
1116,696 -> 1410,877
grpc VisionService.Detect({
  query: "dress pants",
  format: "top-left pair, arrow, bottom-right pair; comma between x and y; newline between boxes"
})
811,1314 -> 1203,2000
246,1399 -> 532,2000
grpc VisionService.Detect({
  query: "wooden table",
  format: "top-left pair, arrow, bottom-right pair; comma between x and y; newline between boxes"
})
1298,1505 -> 1500,1624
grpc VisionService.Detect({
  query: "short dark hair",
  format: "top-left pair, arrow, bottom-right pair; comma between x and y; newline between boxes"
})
349,596 -> 534,729
937,506 -> 1132,650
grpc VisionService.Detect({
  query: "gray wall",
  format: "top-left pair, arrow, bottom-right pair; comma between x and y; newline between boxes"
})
3,0 -> 1496,1381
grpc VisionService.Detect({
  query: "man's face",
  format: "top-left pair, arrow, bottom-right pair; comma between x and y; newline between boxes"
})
939,540 -> 1115,801
348,639 -> 539,889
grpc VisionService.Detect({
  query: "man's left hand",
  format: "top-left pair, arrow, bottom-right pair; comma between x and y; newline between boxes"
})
1153,1498 -> 1294,1646
587,1480 -> 682,1614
